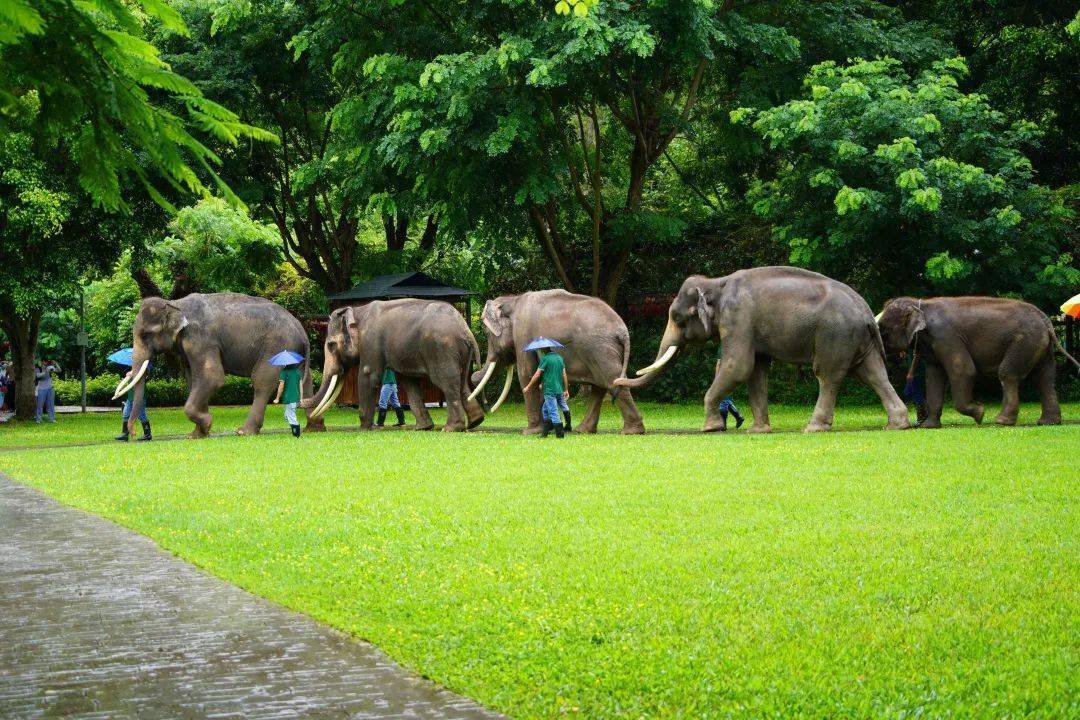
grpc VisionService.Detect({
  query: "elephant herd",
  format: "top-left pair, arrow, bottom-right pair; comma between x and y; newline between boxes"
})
114,266 -> 1077,438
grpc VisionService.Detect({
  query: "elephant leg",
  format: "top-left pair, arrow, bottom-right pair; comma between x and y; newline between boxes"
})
464,394 -> 485,429
357,374 -> 378,430
614,386 -> 645,435
852,351 -> 911,430
184,361 -> 225,439
805,371 -> 845,432
948,364 -> 983,424
577,385 -> 605,434
402,378 -> 434,430
995,375 -> 1021,426
519,362 -> 543,435
921,363 -> 946,428
1033,353 -> 1061,425
745,358 -> 772,433
441,377 -> 468,432
703,354 -> 753,433
238,361 -> 279,435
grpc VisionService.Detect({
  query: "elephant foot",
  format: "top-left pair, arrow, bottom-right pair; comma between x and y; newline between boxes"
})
188,428 -> 210,439
413,423 -> 435,431
803,421 -> 832,433
970,405 -> 985,424
994,412 -> 1018,426
919,419 -> 942,429
236,425 -> 261,436
746,423 -> 772,434
576,423 -> 599,434
885,417 -> 911,430
522,425 -> 543,435
702,418 -> 726,433
442,423 -> 467,432
1037,414 -> 1061,426
467,415 -> 485,430
305,417 -> 327,433
620,424 -> 645,435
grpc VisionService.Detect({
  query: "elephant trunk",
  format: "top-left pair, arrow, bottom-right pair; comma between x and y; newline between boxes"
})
615,321 -> 681,390
117,342 -> 152,420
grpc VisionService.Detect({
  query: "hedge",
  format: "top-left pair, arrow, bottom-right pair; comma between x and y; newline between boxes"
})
53,370 -> 324,407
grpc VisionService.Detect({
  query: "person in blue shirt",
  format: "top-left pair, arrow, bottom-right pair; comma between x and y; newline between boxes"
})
523,348 -> 569,438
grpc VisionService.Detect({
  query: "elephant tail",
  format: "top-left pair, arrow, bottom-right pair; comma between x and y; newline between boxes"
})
867,317 -> 888,363
1046,316 -> 1080,371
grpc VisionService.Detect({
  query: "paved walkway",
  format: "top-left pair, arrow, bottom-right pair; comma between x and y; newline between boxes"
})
0,475 -> 504,719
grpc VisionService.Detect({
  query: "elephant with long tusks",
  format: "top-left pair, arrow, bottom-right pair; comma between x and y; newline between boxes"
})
615,266 -> 910,433
113,293 -> 316,438
470,289 -> 645,434
305,299 -> 484,431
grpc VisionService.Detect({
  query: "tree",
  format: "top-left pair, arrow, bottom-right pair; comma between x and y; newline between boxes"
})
310,0 -> 945,304
734,56 -> 1078,308
1,0 -> 275,212
0,94 -> 123,418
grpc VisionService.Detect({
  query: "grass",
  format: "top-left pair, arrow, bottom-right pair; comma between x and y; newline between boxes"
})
1,400 -> 1078,718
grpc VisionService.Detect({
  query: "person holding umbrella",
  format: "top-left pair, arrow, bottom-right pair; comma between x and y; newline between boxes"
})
110,348 -> 152,441
271,351 -> 305,438
376,367 -> 406,428
521,337 -> 569,438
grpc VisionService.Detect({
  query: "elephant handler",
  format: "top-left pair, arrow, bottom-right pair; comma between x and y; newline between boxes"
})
376,367 -> 406,427
904,349 -> 928,427
715,346 -> 745,430
523,348 -> 569,439
273,362 -> 303,438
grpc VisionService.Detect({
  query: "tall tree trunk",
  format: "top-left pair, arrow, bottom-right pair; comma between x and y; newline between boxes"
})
1,309 -> 42,421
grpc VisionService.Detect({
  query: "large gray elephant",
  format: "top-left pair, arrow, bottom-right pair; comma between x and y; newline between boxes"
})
469,289 -> 645,434
616,266 -> 910,432
305,299 -> 484,431
877,296 -> 1079,427
113,293 -> 313,438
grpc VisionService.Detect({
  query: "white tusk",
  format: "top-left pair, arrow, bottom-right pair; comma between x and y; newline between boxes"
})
489,364 -> 515,413
311,380 -> 342,419
635,345 -> 678,376
874,310 -> 884,323
111,360 -> 149,400
309,374 -> 339,418
467,362 -> 497,401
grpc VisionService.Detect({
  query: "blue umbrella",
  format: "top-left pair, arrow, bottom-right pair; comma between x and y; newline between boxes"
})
522,337 -> 566,352
269,350 -> 305,366
107,347 -> 134,367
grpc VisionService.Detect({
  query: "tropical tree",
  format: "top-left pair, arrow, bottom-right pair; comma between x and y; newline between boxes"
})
734,56 -> 1077,308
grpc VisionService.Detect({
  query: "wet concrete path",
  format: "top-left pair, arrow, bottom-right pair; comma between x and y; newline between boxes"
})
0,475 -> 504,719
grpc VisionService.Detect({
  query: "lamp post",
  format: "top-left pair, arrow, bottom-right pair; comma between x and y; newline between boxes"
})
77,288 -> 87,413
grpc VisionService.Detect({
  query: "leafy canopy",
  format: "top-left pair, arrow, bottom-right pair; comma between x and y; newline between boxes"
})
735,57 -> 1076,306
0,0 -> 276,211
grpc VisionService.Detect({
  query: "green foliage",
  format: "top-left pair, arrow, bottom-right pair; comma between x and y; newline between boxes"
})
0,0 -> 274,212
738,56 -> 1077,307
2,408 -> 1077,717
158,198 -> 281,292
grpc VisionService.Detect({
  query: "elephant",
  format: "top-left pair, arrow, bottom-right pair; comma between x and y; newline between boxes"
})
112,293 -> 314,438
304,299 -> 484,432
615,266 -> 910,433
468,289 -> 645,434
877,296 -> 1079,427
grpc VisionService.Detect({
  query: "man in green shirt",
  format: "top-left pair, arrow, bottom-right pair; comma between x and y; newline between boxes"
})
376,367 -> 405,427
523,349 -> 569,438
273,363 -> 303,437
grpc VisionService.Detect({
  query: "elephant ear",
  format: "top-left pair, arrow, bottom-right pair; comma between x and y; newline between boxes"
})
482,300 -> 509,337
164,302 -> 189,341
905,303 -> 927,344
686,285 -> 713,333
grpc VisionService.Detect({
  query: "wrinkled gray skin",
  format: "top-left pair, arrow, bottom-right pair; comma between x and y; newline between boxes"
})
128,293 -> 313,438
878,296 -> 1079,427
472,289 -> 645,434
306,299 -> 484,431
617,267 -> 910,433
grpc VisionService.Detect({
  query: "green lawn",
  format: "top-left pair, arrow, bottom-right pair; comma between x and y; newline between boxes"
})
1,401 -> 1077,718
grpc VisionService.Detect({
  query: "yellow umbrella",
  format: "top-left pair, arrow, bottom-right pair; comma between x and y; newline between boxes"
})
1062,293 -> 1080,319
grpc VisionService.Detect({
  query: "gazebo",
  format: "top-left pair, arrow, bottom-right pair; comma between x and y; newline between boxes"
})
317,272 -> 475,407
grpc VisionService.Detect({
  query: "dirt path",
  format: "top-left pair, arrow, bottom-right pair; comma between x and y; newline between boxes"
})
0,475 -> 504,719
